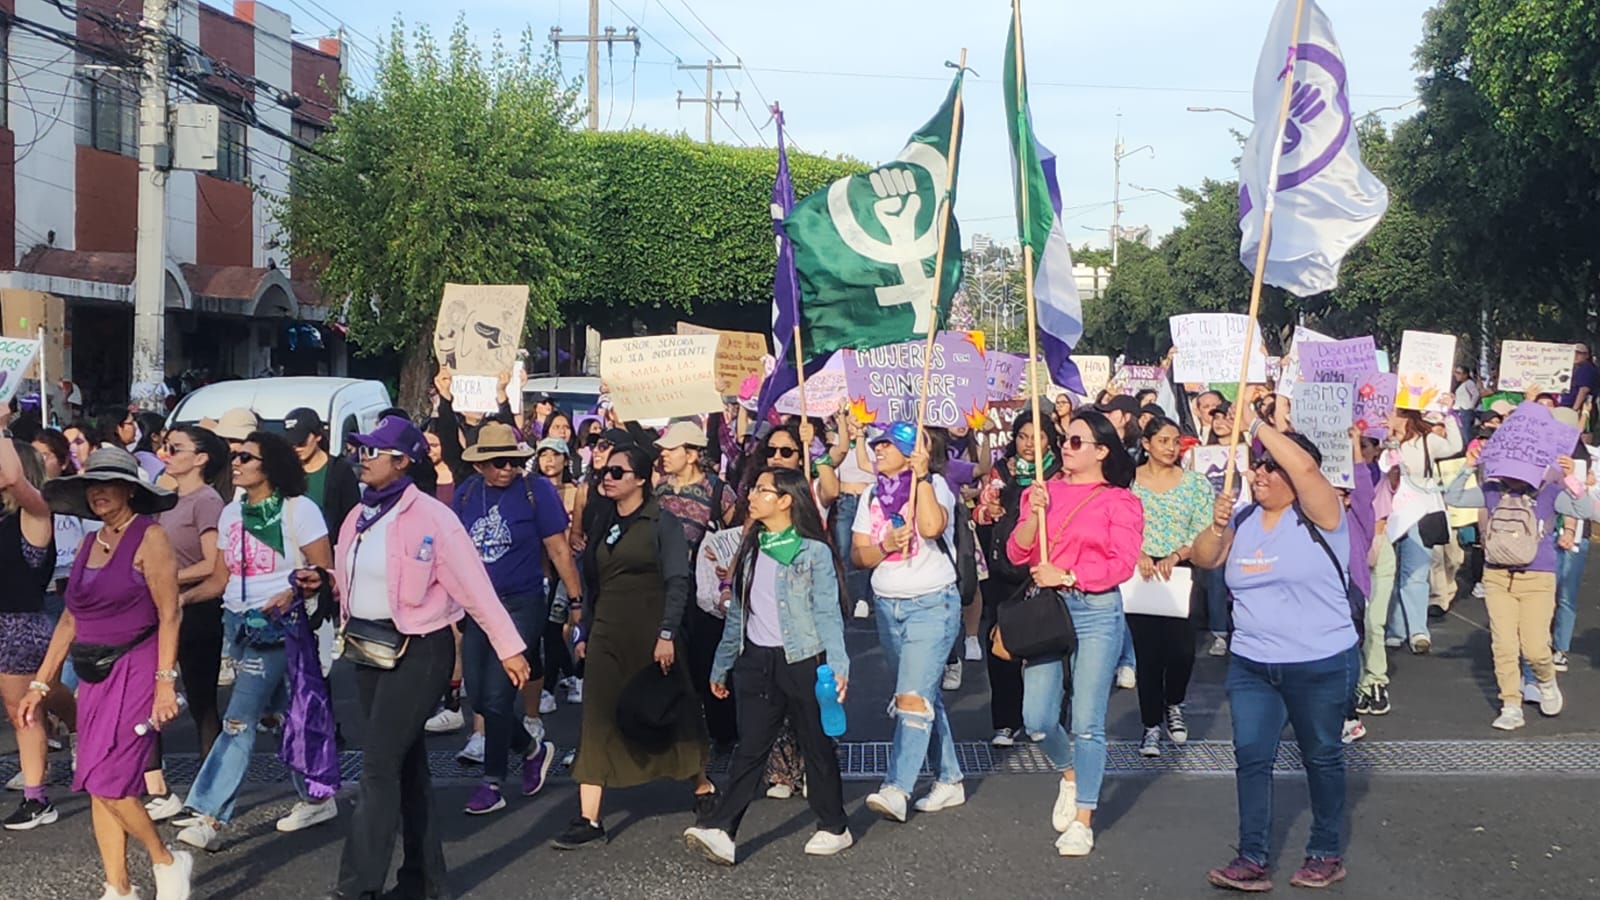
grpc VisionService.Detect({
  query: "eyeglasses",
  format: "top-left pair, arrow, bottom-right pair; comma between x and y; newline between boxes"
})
1249,455 -> 1282,474
162,443 -> 194,456
763,446 -> 799,460
600,466 -> 635,481
358,446 -> 406,461
232,451 -> 261,465
484,458 -> 521,470
1064,436 -> 1100,451
749,485 -> 781,498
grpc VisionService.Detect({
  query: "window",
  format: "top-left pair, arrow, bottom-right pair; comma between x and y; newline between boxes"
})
215,116 -> 249,183
291,118 -> 326,145
80,71 -> 137,156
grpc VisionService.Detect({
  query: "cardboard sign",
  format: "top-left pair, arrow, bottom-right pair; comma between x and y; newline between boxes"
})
1170,314 -> 1268,385
676,322 -> 768,392
1279,325 -> 1333,398
1395,330 -> 1456,413
1498,340 -> 1575,395
1292,381 -> 1355,488
599,334 -> 723,421
985,352 -> 1029,402
844,332 -> 988,428
0,337 -> 41,405
776,352 -> 849,417
1076,356 -> 1112,397
1354,371 -> 1398,438
433,284 -> 528,377
0,290 -> 64,382
1480,403 -> 1581,486
1298,336 -> 1377,386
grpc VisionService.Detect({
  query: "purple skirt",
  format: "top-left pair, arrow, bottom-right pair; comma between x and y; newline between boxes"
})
73,636 -> 157,799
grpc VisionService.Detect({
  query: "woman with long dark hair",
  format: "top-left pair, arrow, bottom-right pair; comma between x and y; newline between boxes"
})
1006,410 -> 1143,858
0,438 -> 59,831
685,467 -> 853,863
1384,408 -> 1462,654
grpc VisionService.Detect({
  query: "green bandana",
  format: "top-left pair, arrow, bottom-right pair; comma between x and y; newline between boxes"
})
240,491 -> 286,557
1014,452 -> 1057,487
758,526 -> 804,566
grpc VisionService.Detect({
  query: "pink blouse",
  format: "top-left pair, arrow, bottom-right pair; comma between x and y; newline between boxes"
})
1006,480 -> 1146,594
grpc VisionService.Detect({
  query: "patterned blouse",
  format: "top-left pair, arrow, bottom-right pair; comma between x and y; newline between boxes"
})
1132,469 -> 1216,558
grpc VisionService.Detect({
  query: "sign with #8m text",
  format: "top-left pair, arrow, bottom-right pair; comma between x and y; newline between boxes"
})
600,334 -> 723,421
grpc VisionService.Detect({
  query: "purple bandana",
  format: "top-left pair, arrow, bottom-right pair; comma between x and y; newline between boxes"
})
357,476 -> 412,533
276,594 -> 341,799
875,469 -> 914,516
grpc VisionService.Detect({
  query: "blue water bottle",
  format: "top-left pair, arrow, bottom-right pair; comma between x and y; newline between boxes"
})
417,536 -> 435,562
816,664 -> 847,738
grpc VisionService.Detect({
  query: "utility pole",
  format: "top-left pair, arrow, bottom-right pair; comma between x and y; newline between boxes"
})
131,0 -> 172,409
1110,113 -> 1153,268
549,0 -> 639,131
676,59 -> 742,143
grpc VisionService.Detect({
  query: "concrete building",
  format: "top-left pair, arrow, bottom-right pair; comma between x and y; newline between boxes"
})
0,0 -> 342,410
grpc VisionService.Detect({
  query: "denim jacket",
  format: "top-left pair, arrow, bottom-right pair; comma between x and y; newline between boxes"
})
711,538 -> 850,685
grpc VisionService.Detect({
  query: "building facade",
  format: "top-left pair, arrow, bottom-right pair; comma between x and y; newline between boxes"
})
0,0 -> 342,412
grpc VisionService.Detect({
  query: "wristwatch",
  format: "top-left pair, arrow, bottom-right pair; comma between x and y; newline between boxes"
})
658,628 -> 675,642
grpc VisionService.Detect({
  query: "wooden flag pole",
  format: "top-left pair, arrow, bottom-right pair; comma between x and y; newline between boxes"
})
1223,0 -> 1308,499
905,47 -> 968,528
792,322 -> 817,499
1012,0 -> 1050,560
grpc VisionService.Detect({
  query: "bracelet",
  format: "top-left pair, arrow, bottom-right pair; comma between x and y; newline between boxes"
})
27,680 -> 49,696
155,669 -> 180,683
1211,525 -> 1227,537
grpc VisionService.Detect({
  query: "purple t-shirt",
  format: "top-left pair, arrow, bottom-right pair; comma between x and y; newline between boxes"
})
1560,360 -> 1599,408
1225,506 -> 1359,664
1346,464 -> 1377,599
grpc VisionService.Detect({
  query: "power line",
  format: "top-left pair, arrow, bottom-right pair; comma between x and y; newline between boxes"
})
670,0 -> 734,58
649,0 -> 718,61
606,0 -> 684,63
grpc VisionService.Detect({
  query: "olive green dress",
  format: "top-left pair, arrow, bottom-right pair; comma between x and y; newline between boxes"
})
571,502 -> 708,787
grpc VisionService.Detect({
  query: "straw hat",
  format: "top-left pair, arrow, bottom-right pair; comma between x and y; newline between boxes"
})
44,447 -> 177,520
461,422 -> 533,463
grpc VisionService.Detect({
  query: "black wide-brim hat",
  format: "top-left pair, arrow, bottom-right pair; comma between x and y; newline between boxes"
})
43,447 -> 178,521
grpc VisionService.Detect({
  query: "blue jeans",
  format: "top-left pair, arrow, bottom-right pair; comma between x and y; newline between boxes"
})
185,610 -> 310,822
1388,526 -> 1431,643
874,585 -> 963,794
1553,540 -> 1589,653
1021,588 -> 1123,811
1227,645 -> 1358,865
1204,567 -> 1230,635
43,591 -> 78,690
833,493 -> 870,605
460,592 -> 544,783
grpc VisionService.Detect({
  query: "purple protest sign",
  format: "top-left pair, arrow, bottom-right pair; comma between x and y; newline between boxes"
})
1480,403 -> 1581,486
845,332 -> 989,429
1354,371 -> 1396,438
986,352 -> 1028,403
1298,336 -> 1376,385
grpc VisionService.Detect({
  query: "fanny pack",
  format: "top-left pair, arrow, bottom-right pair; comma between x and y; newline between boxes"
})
69,624 -> 158,684
335,617 -> 410,670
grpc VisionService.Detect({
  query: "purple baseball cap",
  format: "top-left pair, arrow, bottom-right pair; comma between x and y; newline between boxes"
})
349,415 -> 430,464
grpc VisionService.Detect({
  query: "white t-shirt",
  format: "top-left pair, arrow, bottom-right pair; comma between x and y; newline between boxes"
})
217,495 -> 328,613
746,553 -> 785,648
852,476 -> 958,599
346,510 -> 394,622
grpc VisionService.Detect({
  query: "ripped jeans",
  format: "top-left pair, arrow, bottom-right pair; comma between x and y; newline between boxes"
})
1022,588 -> 1123,811
873,584 -> 963,795
184,609 -> 313,822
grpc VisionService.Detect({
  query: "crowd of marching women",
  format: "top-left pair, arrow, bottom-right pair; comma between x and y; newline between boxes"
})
1,344 -> 1596,898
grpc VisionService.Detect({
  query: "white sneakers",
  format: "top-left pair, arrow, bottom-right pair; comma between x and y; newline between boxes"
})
152,847 -> 193,900
144,794 -> 183,822
424,707 -> 464,735
539,691 -> 559,715
1115,666 -> 1137,690
1537,678 -> 1564,717
765,784 -> 794,800
1051,777 -> 1078,832
963,635 -> 983,661
853,600 -> 870,620
99,885 -> 143,900
913,782 -> 965,813
683,826 -> 736,865
456,733 -> 486,765
803,829 -> 854,856
175,820 -> 221,852
565,678 -> 584,703
1056,820 -> 1094,857
275,799 -> 338,833
865,788 -> 908,823
1492,704 -> 1526,731
523,716 -> 547,746
942,660 -> 963,691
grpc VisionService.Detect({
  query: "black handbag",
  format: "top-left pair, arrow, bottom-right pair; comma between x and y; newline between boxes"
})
334,617 -> 410,670
993,486 -> 1106,662
69,624 -> 157,684
1417,442 -> 1450,548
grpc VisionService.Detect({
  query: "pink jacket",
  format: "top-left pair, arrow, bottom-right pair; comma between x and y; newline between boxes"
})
1007,480 -> 1145,594
334,485 -> 526,661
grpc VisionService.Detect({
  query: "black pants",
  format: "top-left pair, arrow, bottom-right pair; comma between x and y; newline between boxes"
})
1126,612 -> 1196,729
981,578 -> 1024,732
147,598 -> 224,773
703,646 -> 847,838
337,627 -> 456,900
686,605 -> 738,745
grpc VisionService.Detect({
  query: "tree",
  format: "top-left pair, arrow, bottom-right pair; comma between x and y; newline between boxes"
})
280,20 -> 588,411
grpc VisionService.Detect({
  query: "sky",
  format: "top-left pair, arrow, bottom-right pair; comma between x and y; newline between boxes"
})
300,0 -> 1438,251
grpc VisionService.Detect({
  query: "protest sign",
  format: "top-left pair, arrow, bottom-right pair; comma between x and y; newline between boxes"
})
1497,340 -> 1574,395
1115,365 -> 1167,396
676,322 -> 768,392
1395,330 -> 1456,413
1479,403 -> 1580,486
845,332 -> 987,428
1265,356 -> 1283,385
600,334 -> 723,421
776,352 -> 849,417
985,352 -> 1028,403
0,337 -> 40,405
1076,356 -> 1112,397
1279,325 -> 1333,398
1120,567 -> 1195,618
1189,444 -> 1249,496
1353,371 -> 1398,438
1298,336 -> 1377,386
1375,349 -> 1391,373
1292,381 -> 1356,487
0,290 -> 64,382
1170,314 -> 1268,384
433,284 -> 527,376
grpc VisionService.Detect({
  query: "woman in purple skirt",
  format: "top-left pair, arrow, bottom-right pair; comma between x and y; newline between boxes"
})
22,448 -> 192,900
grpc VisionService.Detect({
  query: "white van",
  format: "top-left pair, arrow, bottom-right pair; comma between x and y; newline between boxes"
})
166,377 -> 393,450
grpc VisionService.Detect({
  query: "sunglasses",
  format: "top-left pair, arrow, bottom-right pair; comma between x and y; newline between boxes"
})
600,465 -> 635,481
763,446 -> 799,460
1064,436 -> 1100,451
232,451 -> 260,465
1249,455 -> 1282,474
595,439 -> 613,452
482,458 -> 521,470
358,446 -> 406,461
162,443 -> 194,456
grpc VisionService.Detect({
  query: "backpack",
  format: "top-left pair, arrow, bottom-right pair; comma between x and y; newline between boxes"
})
1482,487 -> 1542,569
935,515 -> 980,607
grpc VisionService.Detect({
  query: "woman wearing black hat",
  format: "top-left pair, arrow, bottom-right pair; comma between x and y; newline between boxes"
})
552,444 -> 714,850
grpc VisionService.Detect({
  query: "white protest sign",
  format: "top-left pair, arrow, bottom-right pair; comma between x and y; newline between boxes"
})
1120,567 -> 1195,618
776,352 -> 849,417
600,334 -> 723,421
1395,330 -> 1456,413
1170,314 -> 1268,385
0,337 -> 40,405
1279,325 -> 1333,399
1498,340 -> 1575,395
433,284 -> 527,376
1292,381 -> 1355,488
1076,356 -> 1112,397
450,375 -> 502,414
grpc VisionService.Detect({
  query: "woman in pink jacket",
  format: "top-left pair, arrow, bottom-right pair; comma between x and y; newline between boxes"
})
298,416 -> 530,900
1007,410 -> 1143,859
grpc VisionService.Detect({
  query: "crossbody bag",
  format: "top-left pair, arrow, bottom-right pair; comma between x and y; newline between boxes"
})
993,485 -> 1107,662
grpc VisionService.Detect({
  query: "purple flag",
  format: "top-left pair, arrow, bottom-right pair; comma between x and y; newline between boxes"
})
756,109 -> 806,424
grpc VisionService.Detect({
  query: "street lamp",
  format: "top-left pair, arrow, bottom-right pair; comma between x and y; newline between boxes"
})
1128,182 -> 1182,202
1111,114 -> 1154,268
1186,105 -> 1254,124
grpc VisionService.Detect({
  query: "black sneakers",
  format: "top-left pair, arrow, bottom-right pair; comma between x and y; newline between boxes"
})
550,817 -> 607,850
2,798 -> 58,831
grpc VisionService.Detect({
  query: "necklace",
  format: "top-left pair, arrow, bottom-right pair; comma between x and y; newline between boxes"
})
94,512 -> 137,553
